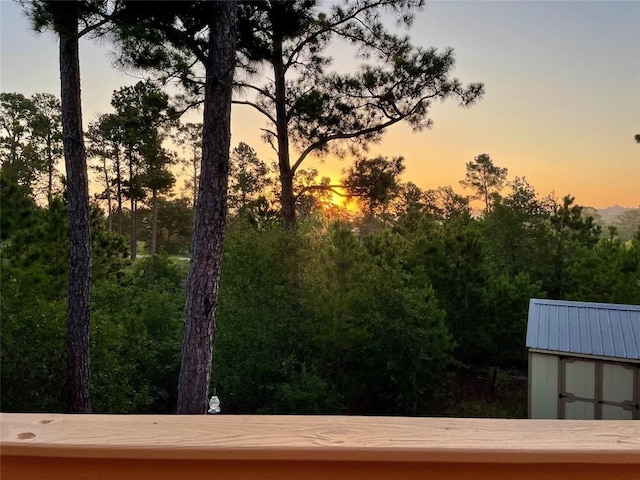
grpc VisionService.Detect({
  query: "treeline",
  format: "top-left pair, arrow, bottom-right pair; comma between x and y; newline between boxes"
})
2,145 -> 639,415
3,88 -> 637,258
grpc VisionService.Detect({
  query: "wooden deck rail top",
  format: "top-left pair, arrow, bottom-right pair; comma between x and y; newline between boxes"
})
2,414 -> 639,479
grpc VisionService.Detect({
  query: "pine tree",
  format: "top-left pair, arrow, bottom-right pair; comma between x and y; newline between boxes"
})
459,153 -> 508,213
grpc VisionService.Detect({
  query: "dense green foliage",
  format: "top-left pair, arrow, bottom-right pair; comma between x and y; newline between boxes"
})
2,151 -> 639,414
214,219 -> 452,414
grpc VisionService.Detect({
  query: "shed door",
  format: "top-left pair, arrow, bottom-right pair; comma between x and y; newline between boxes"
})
601,363 -> 637,420
559,358 -> 639,420
559,358 -> 596,419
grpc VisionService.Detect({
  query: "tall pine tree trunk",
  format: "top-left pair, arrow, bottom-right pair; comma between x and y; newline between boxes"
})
271,31 -> 296,230
177,0 -> 237,414
150,187 -> 158,254
58,4 -> 92,414
280,169 -> 296,228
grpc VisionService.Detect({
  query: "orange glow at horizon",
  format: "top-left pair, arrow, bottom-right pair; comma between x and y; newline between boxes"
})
327,188 -> 359,212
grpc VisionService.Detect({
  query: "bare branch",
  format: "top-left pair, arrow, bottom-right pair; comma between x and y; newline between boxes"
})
232,100 -> 277,124
260,128 -> 278,154
297,184 -> 359,200
76,17 -> 111,39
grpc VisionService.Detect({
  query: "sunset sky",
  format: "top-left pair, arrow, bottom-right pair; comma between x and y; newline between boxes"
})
1,0 -> 638,209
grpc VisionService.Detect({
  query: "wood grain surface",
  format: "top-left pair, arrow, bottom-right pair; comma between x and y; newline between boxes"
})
2,414 -> 639,480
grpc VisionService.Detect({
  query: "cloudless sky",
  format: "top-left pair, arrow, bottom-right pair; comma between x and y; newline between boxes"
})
1,0 -> 638,208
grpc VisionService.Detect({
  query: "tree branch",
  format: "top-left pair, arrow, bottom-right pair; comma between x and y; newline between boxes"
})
232,100 -> 277,124
75,17 -> 111,39
283,0 -> 392,71
166,22 -> 208,65
291,87 -> 444,175
292,115 -> 403,174
260,128 -> 278,155
235,82 -> 275,101
297,184 -> 358,198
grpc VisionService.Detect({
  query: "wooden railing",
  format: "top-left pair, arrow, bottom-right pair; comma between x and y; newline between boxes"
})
1,413 -> 639,479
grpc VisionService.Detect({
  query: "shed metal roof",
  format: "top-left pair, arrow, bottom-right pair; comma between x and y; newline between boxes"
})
526,298 -> 640,360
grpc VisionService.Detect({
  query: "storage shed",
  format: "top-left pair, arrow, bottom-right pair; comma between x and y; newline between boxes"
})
526,298 -> 640,420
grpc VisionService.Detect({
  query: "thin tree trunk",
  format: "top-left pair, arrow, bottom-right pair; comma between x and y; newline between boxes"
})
271,31 -> 296,230
281,170 -> 296,227
150,187 -> 158,254
114,146 -> 123,235
128,150 -> 137,260
47,134 -> 53,207
130,196 -> 137,260
59,5 -> 92,414
490,365 -> 499,393
102,156 -> 112,231
10,133 -> 18,165
192,148 -> 198,209
177,0 -> 237,415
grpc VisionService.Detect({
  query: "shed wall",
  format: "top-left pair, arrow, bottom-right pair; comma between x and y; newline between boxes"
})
529,352 -> 559,419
